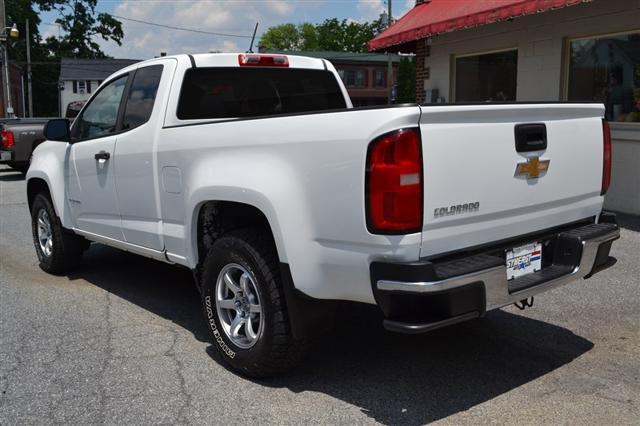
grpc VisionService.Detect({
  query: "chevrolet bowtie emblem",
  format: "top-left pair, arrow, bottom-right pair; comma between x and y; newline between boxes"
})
515,157 -> 550,179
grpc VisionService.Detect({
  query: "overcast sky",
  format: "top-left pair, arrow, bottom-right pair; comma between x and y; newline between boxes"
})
37,0 -> 414,59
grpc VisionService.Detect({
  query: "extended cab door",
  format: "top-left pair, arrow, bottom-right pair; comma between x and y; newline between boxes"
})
113,60 -> 175,251
67,74 -> 129,241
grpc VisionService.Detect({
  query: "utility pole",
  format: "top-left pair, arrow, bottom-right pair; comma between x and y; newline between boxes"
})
386,0 -> 393,104
0,0 -> 12,117
26,18 -> 32,117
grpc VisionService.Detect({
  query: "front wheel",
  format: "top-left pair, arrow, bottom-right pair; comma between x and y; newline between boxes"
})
201,228 -> 304,377
31,193 -> 85,274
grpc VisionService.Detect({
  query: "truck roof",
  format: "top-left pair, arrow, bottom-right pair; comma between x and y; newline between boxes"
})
131,53 -> 330,72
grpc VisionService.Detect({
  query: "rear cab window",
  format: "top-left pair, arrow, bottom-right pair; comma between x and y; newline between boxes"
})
176,68 -> 347,120
122,65 -> 164,130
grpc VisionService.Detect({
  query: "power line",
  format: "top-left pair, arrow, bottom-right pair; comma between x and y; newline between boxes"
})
111,14 -> 254,38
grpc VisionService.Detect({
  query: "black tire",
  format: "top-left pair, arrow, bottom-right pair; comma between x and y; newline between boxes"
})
201,228 -> 304,378
31,192 -> 84,274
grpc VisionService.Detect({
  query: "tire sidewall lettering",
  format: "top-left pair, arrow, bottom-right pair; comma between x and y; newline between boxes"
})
204,294 -> 236,359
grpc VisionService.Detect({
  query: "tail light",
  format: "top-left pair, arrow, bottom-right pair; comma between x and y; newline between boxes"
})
1,129 -> 15,149
366,128 -> 423,234
238,54 -> 289,67
601,120 -> 612,195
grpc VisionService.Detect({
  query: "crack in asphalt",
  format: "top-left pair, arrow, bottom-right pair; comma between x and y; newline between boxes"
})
165,329 -> 194,424
96,291 -> 114,426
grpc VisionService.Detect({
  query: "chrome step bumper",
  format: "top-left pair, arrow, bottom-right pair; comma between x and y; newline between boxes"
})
370,218 -> 620,333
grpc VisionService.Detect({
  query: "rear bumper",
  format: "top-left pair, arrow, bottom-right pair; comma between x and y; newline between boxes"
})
370,214 -> 620,333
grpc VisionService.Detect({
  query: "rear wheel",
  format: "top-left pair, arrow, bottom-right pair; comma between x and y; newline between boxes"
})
31,193 -> 85,274
201,228 -> 304,377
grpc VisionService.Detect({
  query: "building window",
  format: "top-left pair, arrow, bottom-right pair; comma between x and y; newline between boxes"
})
373,69 -> 386,88
454,49 -> 518,102
77,80 -> 86,94
341,69 -> 368,88
566,32 -> 640,123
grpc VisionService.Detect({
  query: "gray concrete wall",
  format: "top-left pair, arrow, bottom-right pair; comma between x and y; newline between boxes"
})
608,125 -> 640,215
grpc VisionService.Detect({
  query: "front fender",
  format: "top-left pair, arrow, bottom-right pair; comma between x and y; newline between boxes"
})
26,141 -> 73,229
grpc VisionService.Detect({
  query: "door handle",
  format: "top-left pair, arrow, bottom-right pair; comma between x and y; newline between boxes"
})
94,151 -> 111,161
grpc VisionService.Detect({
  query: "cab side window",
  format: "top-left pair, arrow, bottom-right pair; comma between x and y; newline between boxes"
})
122,65 -> 164,130
72,75 -> 128,141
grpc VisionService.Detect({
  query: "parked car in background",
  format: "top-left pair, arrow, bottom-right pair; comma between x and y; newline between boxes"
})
1,119 -> 50,174
65,100 -> 86,119
0,102 -> 82,174
26,53 -> 620,377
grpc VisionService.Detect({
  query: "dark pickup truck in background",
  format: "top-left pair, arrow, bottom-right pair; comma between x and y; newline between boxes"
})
1,102 -> 84,174
1,118 -> 50,174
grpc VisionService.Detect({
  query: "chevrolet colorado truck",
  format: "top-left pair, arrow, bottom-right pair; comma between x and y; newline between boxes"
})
26,53 -> 620,377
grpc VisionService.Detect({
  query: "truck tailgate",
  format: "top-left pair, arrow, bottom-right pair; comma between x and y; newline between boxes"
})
419,103 -> 605,258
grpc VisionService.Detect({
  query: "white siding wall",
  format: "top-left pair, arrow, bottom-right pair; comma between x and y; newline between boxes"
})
60,80 -> 101,115
422,0 -> 640,215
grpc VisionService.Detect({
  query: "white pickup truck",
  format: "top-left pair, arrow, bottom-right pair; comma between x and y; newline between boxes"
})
27,53 -> 620,377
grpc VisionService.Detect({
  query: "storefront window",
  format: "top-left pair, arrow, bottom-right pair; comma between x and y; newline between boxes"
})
341,69 -> 368,88
373,69 -> 386,88
567,32 -> 640,123
454,50 -> 518,102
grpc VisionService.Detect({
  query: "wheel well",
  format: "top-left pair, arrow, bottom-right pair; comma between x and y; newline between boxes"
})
196,201 -> 277,268
27,178 -> 50,211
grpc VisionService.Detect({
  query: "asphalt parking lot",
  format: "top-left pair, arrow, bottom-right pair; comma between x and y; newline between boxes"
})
1,164 -> 638,425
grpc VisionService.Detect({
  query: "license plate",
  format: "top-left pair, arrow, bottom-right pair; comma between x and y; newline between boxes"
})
0,152 -> 11,161
506,242 -> 542,280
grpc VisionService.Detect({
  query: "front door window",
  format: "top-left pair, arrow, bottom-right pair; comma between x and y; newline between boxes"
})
72,75 -> 128,141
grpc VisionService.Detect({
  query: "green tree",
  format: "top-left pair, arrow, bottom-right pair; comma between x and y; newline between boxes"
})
260,17 -> 386,53
6,0 -> 60,116
396,57 -> 416,103
259,23 -> 302,51
37,0 -> 123,58
316,18 -> 377,52
6,0 -> 124,116
299,22 -> 319,51
315,18 -> 380,52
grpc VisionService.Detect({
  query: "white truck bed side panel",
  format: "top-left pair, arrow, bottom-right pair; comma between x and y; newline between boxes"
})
157,107 -> 423,304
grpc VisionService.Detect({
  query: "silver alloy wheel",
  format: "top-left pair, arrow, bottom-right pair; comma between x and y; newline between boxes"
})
215,263 -> 263,349
37,209 -> 53,257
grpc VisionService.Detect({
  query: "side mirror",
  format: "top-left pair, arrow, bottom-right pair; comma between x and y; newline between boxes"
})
44,119 -> 71,142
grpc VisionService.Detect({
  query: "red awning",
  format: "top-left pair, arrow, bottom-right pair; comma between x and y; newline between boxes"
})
369,0 -> 591,51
